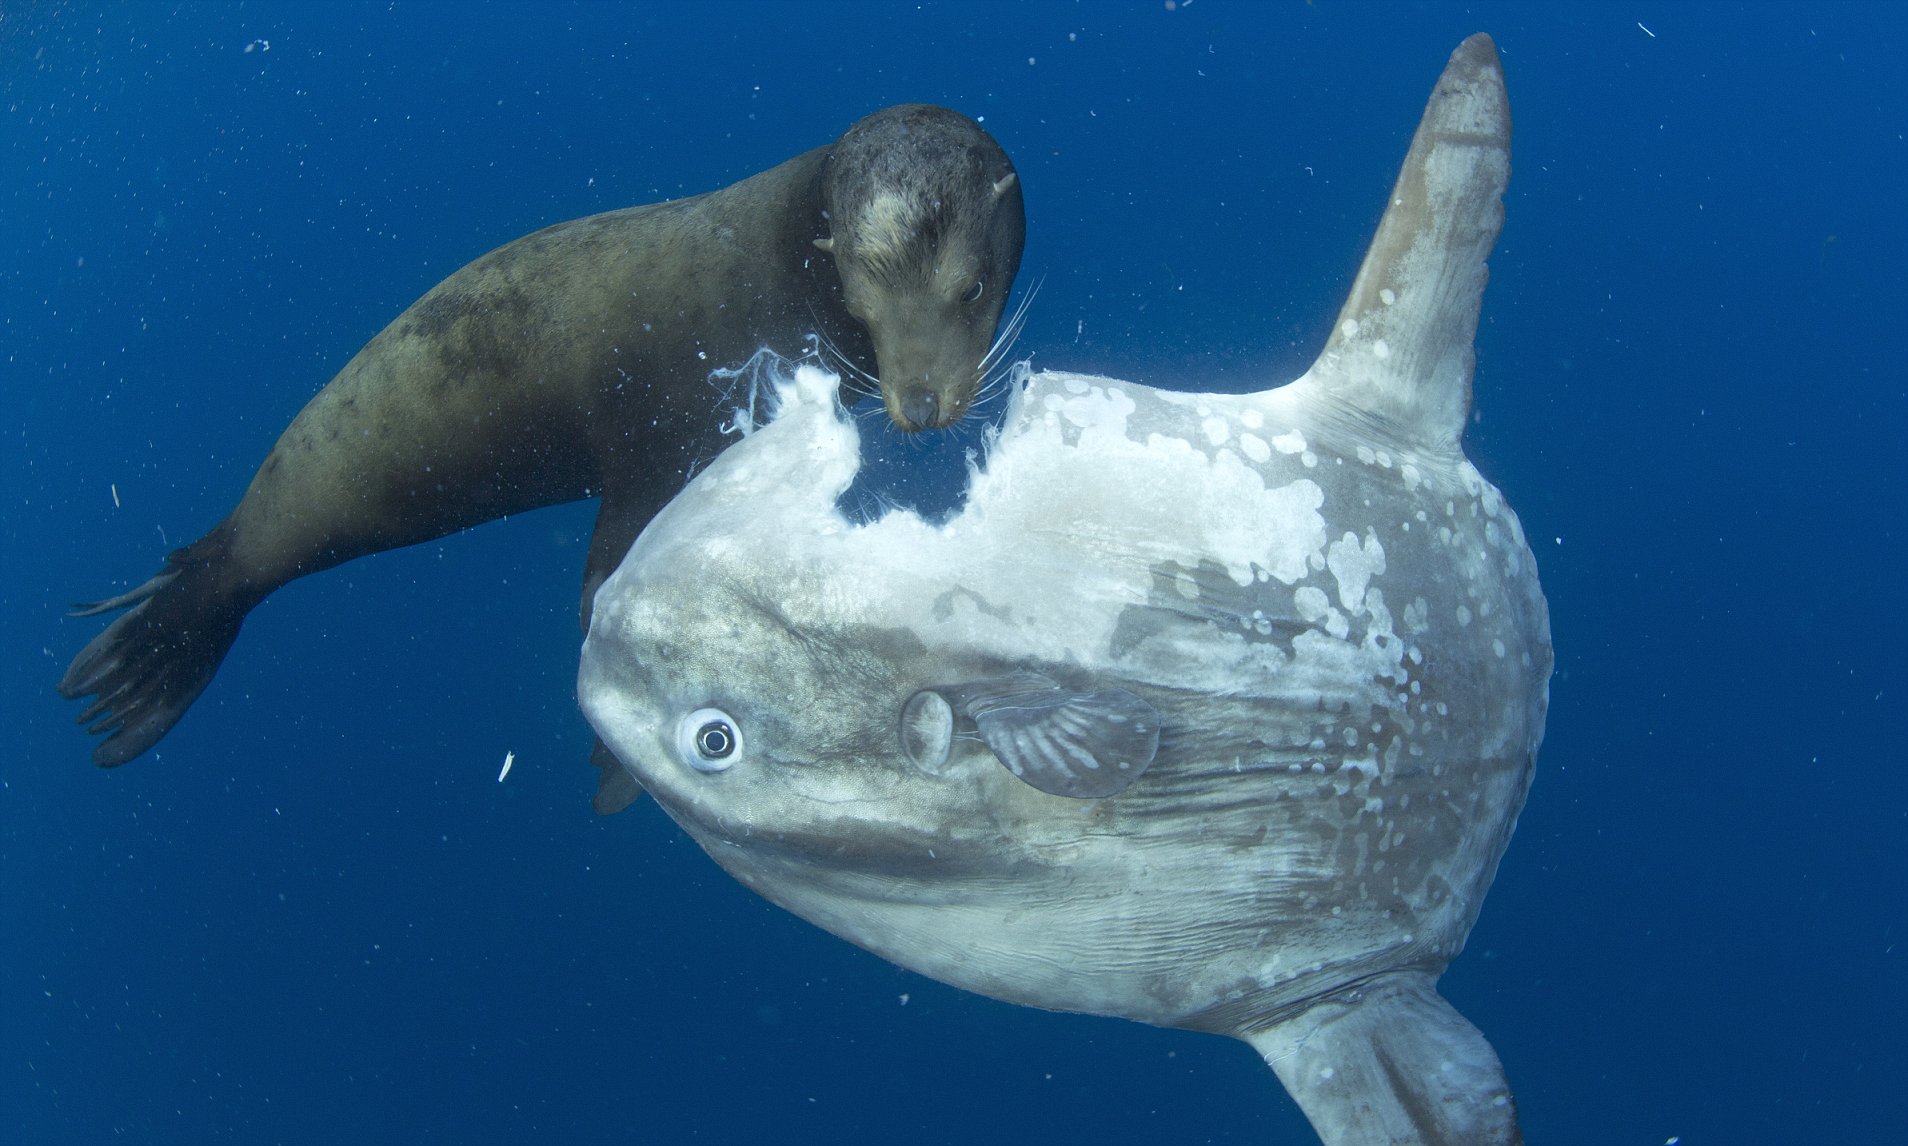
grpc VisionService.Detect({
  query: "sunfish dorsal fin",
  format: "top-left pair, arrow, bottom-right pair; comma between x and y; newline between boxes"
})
1304,33 -> 1510,451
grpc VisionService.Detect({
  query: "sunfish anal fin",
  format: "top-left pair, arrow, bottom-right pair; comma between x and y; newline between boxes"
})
1245,971 -> 1522,1146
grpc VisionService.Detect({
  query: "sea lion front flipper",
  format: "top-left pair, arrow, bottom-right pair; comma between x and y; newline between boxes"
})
953,677 -> 1160,798
589,738 -> 645,815
1244,971 -> 1520,1146
578,479 -> 667,635
579,487 -> 659,814
58,532 -> 248,768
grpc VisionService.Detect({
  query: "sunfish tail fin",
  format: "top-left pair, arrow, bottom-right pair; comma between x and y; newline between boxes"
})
1245,971 -> 1521,1146
1304,32 -> 1510,451
58,530 -> 248,767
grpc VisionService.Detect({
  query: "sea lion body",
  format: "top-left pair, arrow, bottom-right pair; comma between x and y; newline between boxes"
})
61,104 -> 1026,778
216,153 -> 859,620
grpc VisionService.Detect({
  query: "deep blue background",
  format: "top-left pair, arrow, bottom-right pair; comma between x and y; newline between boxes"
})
5,3 -> 1903,1143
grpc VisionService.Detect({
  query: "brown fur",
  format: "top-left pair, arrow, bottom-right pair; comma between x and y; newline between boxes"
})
60,105 -> 1025,790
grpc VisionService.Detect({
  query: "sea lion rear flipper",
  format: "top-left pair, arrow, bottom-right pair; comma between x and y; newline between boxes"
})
1244,971 -> 1521,1146
58,533 -> 248,767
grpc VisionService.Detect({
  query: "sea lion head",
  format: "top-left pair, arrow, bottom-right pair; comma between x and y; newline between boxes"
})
817,104 -> 1026,432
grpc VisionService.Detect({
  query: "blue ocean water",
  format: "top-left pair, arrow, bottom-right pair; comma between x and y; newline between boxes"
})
4,2 -> 1903,1142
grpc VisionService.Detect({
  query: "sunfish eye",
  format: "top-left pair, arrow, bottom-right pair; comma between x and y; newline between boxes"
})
960,278 -> 984,305
697,722 -> 735,758
676,707 -> 742,773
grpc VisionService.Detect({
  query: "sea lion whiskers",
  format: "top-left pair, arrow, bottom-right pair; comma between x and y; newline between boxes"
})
964,281 -> 1040,413
978,277 -> 1041,379
804,304 -> 882,401
856,292 -> 1032,441
971,356 -> 1031,412
831,276 -> 1033,427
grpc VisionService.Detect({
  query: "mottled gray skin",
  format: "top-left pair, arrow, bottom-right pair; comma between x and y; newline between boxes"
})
59,104 -> 1024,778
582,36 -> 1537,1146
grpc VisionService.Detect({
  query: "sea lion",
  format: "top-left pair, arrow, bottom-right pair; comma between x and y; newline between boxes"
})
59,103 -> 1027,792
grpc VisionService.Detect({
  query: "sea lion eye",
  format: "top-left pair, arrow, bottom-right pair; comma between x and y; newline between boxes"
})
677,707 -> 743,773
960,278 -> 985,304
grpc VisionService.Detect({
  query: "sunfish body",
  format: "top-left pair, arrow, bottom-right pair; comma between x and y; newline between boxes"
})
581,35 -> 1545,1146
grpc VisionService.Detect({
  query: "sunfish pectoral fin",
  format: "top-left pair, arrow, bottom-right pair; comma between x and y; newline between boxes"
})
1304,32 -> 1509,452
952,676 -> 1161,798
1244,971 -> 1521,1146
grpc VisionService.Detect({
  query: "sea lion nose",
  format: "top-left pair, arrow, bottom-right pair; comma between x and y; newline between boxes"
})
900,388 -> 940,431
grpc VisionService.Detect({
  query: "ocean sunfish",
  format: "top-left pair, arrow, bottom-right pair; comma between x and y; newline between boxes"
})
581,35 -> 1546,1146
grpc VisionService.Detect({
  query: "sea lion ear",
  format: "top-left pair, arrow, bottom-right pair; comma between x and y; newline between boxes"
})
954,676 -> 1160,798
812,236 -> 836,253
991,172 -> 1018,199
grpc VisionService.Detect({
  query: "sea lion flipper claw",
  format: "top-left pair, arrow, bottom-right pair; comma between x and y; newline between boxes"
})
58,542 -> 244,767
68,572 -> 177,618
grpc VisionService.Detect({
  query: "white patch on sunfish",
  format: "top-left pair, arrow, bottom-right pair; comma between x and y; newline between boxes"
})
1044,381 -> 1138,438
1327,530 -> 1386,614
1292,584 -> 1349,641
973,374 -> 1327,589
